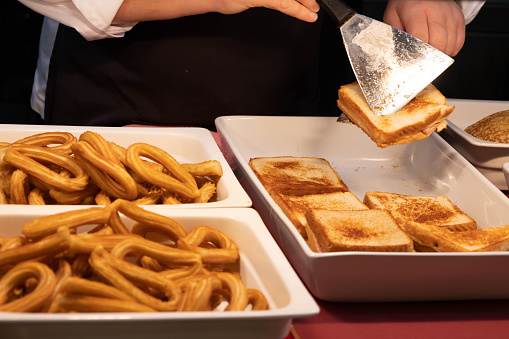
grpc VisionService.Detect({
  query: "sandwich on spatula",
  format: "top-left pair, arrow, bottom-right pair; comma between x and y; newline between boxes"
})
337,82 -> 455,148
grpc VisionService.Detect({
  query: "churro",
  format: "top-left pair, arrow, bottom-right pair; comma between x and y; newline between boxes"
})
12,132 -> 77,155
0,201 -> 268,313
1,131 -> 222,205
177,226 -> 239,265
72,140 -> 139,200
0,261 -> 56,312
4,144 -> 89,192
125,143 -> 200,200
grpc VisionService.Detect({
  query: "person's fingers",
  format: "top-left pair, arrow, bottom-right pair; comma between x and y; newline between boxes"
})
298,0 -> 320,12
426,14 -> 449,54
448,8 -> 465,56
264,0 -> 319,22
383,0 -> 466,56
382,3 -> 404,31
427,4 -> 465,56
383,1 -> 432,44
399,10 -> 431,45
452,18 -> 466,56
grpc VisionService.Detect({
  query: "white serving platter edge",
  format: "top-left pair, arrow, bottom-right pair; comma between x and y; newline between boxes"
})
0,208 -> 318,339
216,115 -> 509,302
440,98 -> 509,190
0,124 -> 252,212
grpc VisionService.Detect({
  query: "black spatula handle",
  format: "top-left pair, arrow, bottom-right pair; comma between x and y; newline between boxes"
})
317,0 -> 356,27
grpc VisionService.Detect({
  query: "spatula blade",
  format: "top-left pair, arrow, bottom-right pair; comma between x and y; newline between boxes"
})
341,14 -> 454,116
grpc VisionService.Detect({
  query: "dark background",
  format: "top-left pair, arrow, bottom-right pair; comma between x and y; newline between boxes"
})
1,0 -> 508,124
362,0 -> 509,100
1,1 -> 43,123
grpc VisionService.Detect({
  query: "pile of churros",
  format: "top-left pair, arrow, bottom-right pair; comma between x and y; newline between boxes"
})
0,199 -> 268,312
0,131 -> 223,205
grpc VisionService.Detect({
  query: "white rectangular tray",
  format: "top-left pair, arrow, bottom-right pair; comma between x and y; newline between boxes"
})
216,115 -> 509,302
0,124 -> 251,212
439,99 -> 509,190
0,208 -> 318,339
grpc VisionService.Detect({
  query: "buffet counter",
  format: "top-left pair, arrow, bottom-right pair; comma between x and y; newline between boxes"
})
205,127 -> 509,339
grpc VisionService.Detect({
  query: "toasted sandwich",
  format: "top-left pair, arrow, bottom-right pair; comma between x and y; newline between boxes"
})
336,81 -> 455,148
272,191 -> 368,238
363,192 -> 476,232
305,209 -> 414,252
402,221 -> 509,252
249,156 -> 348,196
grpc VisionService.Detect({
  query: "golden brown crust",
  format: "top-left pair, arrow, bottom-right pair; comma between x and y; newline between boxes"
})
464,110 -> 509,143
304,223 -> 321,252
402,221 -> 509,252
305,209 -> 414,252
336,82 -> 455,148
374,119 -> 448,148
271,193 -> 309,238
363,192 -> 477,231
272,192 -> 369,239
249,156 -> 348,196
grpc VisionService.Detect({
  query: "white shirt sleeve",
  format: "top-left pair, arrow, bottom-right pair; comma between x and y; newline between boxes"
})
18,0 -> 137,41
30,17 -> 58,118
457,0 -> 486,25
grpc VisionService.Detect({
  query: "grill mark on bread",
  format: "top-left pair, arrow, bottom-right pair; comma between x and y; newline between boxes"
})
341,226 -> 381,240
307,209 -> 414,252
375,195 -> 431,224
413,202 -> 454,223
364,192 -> 477,233
249,157 -> 349,196
272,161 -> 299,170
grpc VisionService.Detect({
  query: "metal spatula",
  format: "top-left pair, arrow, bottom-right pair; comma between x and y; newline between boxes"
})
318,0 -> 454,115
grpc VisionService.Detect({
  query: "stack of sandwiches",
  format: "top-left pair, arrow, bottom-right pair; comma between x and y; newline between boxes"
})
249,156 -> 509,253
336,81 -> 455,148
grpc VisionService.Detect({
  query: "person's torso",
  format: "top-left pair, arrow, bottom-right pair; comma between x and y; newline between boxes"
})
45,9 -> 332,128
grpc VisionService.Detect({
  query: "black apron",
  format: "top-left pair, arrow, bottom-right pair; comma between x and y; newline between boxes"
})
44,8 -> 354,129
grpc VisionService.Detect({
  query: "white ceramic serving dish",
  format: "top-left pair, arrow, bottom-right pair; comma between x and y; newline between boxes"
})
0,124 -> 251,212
439,99 -> 509,190
504,163 -> 509,189
216,115 -> 509,302
0,208 -> 318,339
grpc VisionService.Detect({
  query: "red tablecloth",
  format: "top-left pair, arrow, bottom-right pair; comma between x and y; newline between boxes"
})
286,298 -> 509,339
129,126 -> 509,338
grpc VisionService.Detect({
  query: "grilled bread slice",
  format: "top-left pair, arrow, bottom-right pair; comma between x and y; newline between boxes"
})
337,81 -> 455,148
402,221 -> 509,252
305,209 -> 414,252
249,156 -> 348,196
363,192 -> 476,232
273,191 -> 368,238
